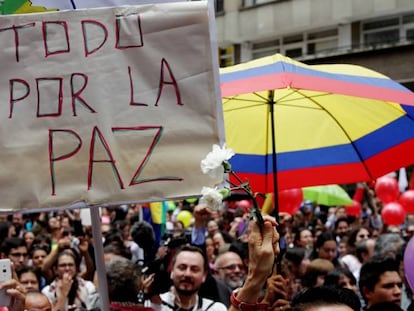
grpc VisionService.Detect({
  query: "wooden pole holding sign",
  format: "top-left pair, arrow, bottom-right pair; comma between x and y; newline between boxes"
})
90,206 -> 110,311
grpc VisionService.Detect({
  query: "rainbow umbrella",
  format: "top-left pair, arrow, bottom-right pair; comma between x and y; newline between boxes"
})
220,53 -> 414,216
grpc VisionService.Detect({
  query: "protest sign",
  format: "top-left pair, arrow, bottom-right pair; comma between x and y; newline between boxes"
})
0,2 -> 222,212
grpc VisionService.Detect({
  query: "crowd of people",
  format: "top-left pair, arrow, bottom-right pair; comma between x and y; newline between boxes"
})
0,182 -> 413,311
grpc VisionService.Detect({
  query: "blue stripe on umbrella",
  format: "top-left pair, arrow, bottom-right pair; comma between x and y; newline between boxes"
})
229,114 -> 414,175
230,144 -> 359,174
354,116 -> 414,158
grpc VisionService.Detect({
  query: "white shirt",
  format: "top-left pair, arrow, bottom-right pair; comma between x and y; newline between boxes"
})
150,291 -> 227,311
42,277 -> 99,311
340,254 -> 362,281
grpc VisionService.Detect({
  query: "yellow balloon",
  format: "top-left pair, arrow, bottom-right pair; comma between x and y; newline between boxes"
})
261,193 -> 274,215
176,210 -> 193,228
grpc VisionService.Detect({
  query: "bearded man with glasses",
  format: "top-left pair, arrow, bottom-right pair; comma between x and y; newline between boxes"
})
214,251 -> 245,291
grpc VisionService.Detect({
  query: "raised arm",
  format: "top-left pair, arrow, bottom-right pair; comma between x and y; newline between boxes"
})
229,215 -> 279,311
41,237 -> 71,282
191,204 -> 212,246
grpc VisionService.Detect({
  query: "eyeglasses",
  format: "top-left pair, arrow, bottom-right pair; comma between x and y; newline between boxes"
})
357,234 -> 370,238
10,252 -> 28,258
217,264 -> 244,271
20,280 -> 39,285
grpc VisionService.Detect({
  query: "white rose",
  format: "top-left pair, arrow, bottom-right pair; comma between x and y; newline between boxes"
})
199,187 -> 223,211
200,144 -> 234,179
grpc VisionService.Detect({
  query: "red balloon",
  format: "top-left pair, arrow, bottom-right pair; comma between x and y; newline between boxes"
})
399,190 -> 414,214
375,176 -> 399,203
345,200 -> 362,217
278,188 -> 303,215
381,202 -> 406,225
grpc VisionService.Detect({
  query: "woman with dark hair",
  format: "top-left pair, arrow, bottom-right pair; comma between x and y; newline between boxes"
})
0,221 -> 15,245
311,231 -> 342,268
282,247 -> 310,280
293,228 -> 313,249
323,266 -> 358,294
346,227 -> 371,254
293,227 -> 313,258
280,247 -> 310,299
340,227 -> 370,280
41,250 -> 99,311
23,230 -> 36,251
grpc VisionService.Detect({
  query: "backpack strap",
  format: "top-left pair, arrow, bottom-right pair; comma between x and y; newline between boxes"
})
203,300 -> 216,311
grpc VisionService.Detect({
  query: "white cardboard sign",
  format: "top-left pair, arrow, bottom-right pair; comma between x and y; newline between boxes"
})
0,2 -> 221,212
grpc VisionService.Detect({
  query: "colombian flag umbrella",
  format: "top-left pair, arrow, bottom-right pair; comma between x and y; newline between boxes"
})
220,53 -> 414,215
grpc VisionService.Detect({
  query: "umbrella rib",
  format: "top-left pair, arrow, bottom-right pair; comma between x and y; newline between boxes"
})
273,88 -> 306,104
224,92 -> 268,102
224,90 -> 332,111
275,91 -> 333,109
294,89 -> 375,180
223,93 -> 268,112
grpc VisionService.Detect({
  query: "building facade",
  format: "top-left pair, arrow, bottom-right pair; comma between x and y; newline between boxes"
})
215,0 -> 414,89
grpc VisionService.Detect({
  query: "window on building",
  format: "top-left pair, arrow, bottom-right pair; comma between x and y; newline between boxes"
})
307,39 -> 337,54
252,39 -> 280,58
284,47 -> 302,58
403,13 -> 414,24
363,17 -> 399,31
242,0 -> 278,8
251,28 -> 338,60
360,13 -> 414,47
219,46 -> 234,67
281,34 -> 304,57
307,28 -> 338,54
215,0 -> 224,14
403,13 -> 414,41
364,29 -> 399,45
407,29 -> 414,40
282,34 -> 302,45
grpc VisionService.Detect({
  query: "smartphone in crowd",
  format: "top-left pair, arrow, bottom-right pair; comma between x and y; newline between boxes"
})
0,259 -> 12,307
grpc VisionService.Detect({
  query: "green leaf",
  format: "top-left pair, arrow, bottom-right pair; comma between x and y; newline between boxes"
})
223,161 -> 232,173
